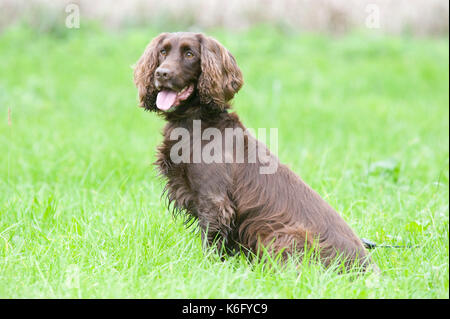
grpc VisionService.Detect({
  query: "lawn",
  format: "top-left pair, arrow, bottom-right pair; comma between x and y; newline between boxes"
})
0,25 -> 448,298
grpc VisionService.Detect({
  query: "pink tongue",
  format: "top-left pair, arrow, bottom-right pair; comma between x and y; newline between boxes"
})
156,90 -> 177,110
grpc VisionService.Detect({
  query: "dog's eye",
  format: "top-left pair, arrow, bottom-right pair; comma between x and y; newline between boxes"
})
185,50 -> 194,58
160,49 -> 167,56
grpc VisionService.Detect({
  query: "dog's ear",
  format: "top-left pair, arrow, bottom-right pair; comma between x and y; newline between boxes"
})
133,33 -> 168,110
196,34 -> 243,108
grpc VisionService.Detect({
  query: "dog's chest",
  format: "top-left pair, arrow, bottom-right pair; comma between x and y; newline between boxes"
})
154,121 -> 234,214
154,123 -> 203,215
156,121 -> 226,173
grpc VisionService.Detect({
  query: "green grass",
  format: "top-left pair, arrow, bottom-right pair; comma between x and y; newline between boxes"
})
0,25 -> 448,298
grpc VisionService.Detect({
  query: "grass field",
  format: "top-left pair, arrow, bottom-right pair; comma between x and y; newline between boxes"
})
0,25 -> 448,298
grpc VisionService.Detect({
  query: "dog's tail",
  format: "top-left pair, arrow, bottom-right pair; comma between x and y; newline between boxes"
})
361,238 -> 416,249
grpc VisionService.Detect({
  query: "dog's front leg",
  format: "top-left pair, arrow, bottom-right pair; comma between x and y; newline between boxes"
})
197,199 -> 236,257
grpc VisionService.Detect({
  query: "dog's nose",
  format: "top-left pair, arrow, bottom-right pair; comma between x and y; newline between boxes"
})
155,67 -> 173,80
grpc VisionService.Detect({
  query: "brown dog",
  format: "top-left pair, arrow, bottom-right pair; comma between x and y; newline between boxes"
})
134,32 -> 376,271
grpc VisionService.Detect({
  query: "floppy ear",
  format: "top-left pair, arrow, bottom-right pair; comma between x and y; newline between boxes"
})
197,34 -> 243,108
133,33 -> 168,110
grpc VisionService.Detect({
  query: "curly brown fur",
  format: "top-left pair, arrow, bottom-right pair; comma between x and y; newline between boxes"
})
133,32 -> 377,272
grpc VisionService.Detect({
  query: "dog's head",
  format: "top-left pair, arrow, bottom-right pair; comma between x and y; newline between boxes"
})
133,32 -> 243,112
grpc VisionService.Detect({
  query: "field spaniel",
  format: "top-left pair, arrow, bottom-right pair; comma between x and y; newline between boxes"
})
134,32 -> 377,272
